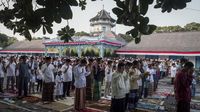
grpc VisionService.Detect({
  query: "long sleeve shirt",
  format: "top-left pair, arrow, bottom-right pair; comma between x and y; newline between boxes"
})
170,66 -> 177,78
174,69 -> 193,102
129,68 -> 141,90
105,66 -> 112,82
19,62 -> 30,78
74,65 -> 90,88
7,62 -> 16,77
123,71 -> 130,94
0,63 -> 4,78
146,68 -> 154,83
41,63 -> 55,83
111,71 -> 126,99
93,64 -> 102,81
61,64 -> 73,82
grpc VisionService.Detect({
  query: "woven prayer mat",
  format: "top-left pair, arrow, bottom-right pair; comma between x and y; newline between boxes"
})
87,101 -> 110,111
0,92 -> 17,98
35,101 -> 72,112
65,107 -> 104,112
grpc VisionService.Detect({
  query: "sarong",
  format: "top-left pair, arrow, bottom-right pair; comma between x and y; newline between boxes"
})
74,88 -> 86,111
93,80 -> 101,101
86,76 -> 93,100
42,82 -> 54,101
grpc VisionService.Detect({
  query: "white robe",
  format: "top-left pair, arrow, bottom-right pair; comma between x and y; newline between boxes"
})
41,63 -> 55,83
54,74 -> 63,96
74,65 -> 90,88
170,66 -> 177,78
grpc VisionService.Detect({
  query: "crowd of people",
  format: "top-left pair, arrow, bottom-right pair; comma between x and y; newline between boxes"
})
0,55 -> 198,112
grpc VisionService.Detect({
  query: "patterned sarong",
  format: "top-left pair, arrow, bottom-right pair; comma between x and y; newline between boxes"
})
42,82 -> 54,101
75,88 -> 86,111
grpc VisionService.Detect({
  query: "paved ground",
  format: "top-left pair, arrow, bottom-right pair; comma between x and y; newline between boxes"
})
0,77 -> 199,112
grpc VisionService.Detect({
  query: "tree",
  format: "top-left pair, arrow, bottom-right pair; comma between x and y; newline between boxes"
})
30,37 -> 43,40
0,0 -> 191,43
0,33 -> 18,48
74,31 -> 90,37
184,22 -> 200,31
57,25 -> 75,42
155,25 -> 185,33
155,22 -> 200,33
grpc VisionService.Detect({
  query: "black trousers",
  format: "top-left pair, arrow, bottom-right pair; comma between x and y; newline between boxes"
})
18,77 -> 28,97
171,77 -> 175,84
63,82 -> 71,97
177,101 -> 190,112
37,79 -> 43,92
144,88 -> 148,98
16,76 -> 19,90
0,77 -> 4,92
110,97 -> 126,112
125,93 -> 129,110
7,76 -> 15,90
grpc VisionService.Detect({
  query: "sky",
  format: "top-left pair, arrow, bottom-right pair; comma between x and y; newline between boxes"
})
0,0 -> 200,41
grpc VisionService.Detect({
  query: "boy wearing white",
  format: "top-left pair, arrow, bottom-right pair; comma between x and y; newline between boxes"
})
104,61 -> 112,98
61,59 -> 72,97
170,63 -> 177,84
55,70 -> 63,100
6,57 -> 16,91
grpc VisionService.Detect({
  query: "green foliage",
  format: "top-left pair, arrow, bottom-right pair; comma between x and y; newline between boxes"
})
184,22 -> 200,31
70,49 -> 78,57
31,37 -> 43,40
0,33 -> 18,48
81,48 -> 99,57
154,0 -> 191,13
0,0 -> 81,41
155,22 -> 200,33
113,0 -> 190,44
74,31 -> 90,36
57,25 -> 75,42
0,0 -> 191,43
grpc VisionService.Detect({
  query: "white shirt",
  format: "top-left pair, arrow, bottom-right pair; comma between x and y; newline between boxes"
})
16,69 -> 19,77
61,64 -> 73,82
137,70 -> 142,86
112,72 -> 126,99
143,61 -> 148,72
123,71 -> 130,93
170,66 -> 177,78
159,63 -> 164,72
55,74 -> 63,95
28,61 -> 35,70
41,63 -> 55,83
105,66 -> 112,82
0,63 -> 4,78
7,62 -> 16,77
147,68 -> 154,83
37,69 -> 44,80
74,65 -> 90,88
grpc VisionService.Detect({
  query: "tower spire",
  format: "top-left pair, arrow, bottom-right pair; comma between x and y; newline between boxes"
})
103,5 -> 104,10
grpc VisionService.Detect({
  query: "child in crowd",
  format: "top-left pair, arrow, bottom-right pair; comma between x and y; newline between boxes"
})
36,65 -> 43,93
54,69 -> 63,100
29,70 -> 36,94
191,73 -> 197,97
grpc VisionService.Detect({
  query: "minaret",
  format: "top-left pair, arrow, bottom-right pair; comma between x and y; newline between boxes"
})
89,8 -> 116,35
